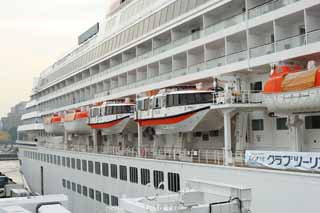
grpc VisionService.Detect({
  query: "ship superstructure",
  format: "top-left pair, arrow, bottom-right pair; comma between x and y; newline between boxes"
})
17,0 -> 320,213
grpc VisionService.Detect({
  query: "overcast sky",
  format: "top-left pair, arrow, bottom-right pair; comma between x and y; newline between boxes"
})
0,0 -> 106,117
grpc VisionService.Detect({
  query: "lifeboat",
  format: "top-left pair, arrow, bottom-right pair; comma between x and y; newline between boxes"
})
263,62 -> 320,113
64,109 -> 91,134
88,102 -> 136,135
135,89 -> 223,134
43,114 -> 64,135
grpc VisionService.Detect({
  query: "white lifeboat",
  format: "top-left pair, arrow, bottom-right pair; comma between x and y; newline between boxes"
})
43,114 -> 64,135
263,62 -> 320,113
88,102 -> 136,135
135,89 -> 223,134
63,109 -> 91,134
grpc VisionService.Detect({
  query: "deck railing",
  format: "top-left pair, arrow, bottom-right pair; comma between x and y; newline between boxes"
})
38,143 -> 246,167
213,90 -> 263,105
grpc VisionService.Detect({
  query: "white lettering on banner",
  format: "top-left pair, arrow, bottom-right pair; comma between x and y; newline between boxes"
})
245,150 -> 320,172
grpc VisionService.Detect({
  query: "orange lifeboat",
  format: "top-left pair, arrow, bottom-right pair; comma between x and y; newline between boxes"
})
263,62 -> 320,113
64,109 -> 91,134
43,114 -> 64,135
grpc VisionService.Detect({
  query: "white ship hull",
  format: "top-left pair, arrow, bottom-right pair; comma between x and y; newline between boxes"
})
19,147 -> 320,213
43,123 -> 64,135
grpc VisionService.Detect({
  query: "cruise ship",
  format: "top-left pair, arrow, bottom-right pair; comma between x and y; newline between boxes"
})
16,0 -> 320,212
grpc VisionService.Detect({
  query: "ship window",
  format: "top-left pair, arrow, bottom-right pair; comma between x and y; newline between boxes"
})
102,163 -> 109,176
82,160 -> 87,172
210,130 -> 219,137
276,118 -> 288,130
129,167 -> 138,183
89,188 -> 94,200
154,97 -> 161,109
305,116 -> 320,129
168,173 -> 180,192
76,159 -> 81,170
111,164 -> 117,179
144,99 -> 149,110
50,155 -> 53,163
62,157 -> 66,167
120,165 -> 127,181
153,170 -> 164,189
88,161 -> 94,173
77,184 -> 81,194
202,133 -> 209,141
250,81 -> 262,93
62,179 -> 66,188
141,168 -> 150,185
111,196 -> 119,206
167,95 -> 174,107
72,182 -> 76,192
66,157 -> 70,168
66,180 -> 71,189
54,155 -> 57,164
103,193 -> 110,205
252,119 -> 264,131
57,156 -> 61,165
95,162 -> 101,175
179,94 -> 188,105
82,186 -> 88,196
96,190 -> 102,202
71,158 -> 75,169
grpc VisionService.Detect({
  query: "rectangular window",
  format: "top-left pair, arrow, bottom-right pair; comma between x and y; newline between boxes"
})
82,160 -> 87,172
168,173 -> 180,192
89,188 -> 94,200
82,186 -> 88,196
252,119 -> 264,131
129,167 -> 138,183
96,190 -> 102,202
67,180 -> 71,189
141,169 -> 150,185
153,170 -> 164,189
209,130 -> 219,137
250,81 -> 262,92
66,157 -> 70,168
62,157 -> 66,167
57,156 -> 61,165
77,184 -> 82,194
95,162 -> 101,175
62,179 -> 66,188
111,164 -> 117,179
276,118 -> 288,130
102,163 -> 109,176
120,165 -> 127,181
111,196 -> 119,206
77,159 -> 81,170
72,182 -> 76,192
88,161 -> 94,173
54,155 -> 57,164
305,116 -> 320,129
103,193 -> 110,205
71,158 -> 75,169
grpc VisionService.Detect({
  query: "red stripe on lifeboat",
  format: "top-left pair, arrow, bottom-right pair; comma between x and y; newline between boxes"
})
89,118 -> 125,129
137,111 -> 196,127
51,116 -> 62,123
74,111 -> 89,120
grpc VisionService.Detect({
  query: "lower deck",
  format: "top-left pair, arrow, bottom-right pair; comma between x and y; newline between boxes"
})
19,146 -> 320,213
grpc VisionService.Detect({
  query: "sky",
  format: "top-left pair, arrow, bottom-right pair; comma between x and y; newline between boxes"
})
0,0 -> 106,117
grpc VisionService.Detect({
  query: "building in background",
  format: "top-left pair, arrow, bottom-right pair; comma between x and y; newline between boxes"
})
0,102 -> 26,142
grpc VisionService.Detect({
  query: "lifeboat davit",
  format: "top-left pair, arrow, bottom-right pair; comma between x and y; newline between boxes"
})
43,114 -> 64,135
135,89 -> 223,134
263,62 -> 320,113
64,110 -> 91,134
88,102 -> 136,135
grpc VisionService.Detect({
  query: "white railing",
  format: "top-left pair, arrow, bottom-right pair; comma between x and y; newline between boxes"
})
250,43 -> 275,58
205,13 -> 245,35
249,0 -> 300,19
38,143 -> 246,167
226,50 -> 247,64
206,56 -> 225,69
276,34 -> 306,52
213,90 -> 263,105
188,62 -> 205,74
307,29 -> 320,44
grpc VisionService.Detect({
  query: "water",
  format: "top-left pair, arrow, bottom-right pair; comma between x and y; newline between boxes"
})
0,160 -> 23,185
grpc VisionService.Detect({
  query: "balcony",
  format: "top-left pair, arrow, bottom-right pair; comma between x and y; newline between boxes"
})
205,13 -> 245,35
276,34 -> 306,51
250,43 -> 275,58
249,0 -> 301,19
